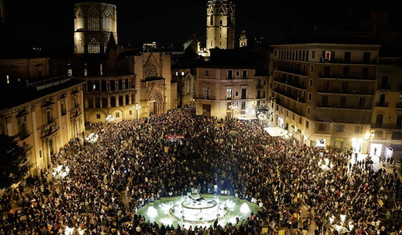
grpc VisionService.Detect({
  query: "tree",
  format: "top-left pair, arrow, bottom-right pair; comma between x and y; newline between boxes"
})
0,134 -> 30,189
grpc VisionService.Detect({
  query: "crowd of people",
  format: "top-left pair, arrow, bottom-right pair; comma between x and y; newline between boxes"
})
0,104 -> 401,234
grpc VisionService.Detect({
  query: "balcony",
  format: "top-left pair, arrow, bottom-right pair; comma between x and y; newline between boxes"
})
378,84 -> 391,90
275,67 -> 308,76
256,84 -> 263,89
318,73 -> 375,81
375,102 -> 388,107
274,79 -> 307,90
371,123 -> 402,129
317,88 -> 373,95
316,102 -> 371,110
318,57 -> 377,65
273,89 -> 306,103
40,120 -> 59,139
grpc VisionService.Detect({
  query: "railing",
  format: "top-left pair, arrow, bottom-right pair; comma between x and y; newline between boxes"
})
378,84 -> 391,90
273,89 -> 306,103
375,102 -> 388,107
316,102 -> 371,110
40,120 -> 59,138
371,123 -> 402,129
318,73 -> 375,80
274,79 -> 307,90
317,88 -> 373,95
318,57 -> 377,65
275,67 -> 308,76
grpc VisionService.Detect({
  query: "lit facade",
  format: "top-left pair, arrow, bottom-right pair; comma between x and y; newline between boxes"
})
370,57 -> 402,158
204,0 -> 235,57
195,66 -> 268,120
0,77 -> 85,176
172,68 -> 196,108
270,43 -> 380,152
73,2 -> 117,55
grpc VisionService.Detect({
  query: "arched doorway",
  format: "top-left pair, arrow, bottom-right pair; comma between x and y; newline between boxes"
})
149,90 -> 163,115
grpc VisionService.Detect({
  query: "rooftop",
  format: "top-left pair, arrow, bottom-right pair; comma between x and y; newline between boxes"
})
0,76 -> 85,109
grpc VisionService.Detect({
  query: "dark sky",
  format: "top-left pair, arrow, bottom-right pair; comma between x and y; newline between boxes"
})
3,0 -> 401,53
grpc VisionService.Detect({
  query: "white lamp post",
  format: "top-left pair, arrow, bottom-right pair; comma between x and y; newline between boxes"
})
228,102 -> 237,118
134,104 -> 142,119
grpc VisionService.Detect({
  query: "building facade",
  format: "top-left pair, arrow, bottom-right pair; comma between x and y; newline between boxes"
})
270,43 -> 380,152
73,2 -> 117,55
0,77 -> 85,176
370,57 -> 402,158
195,65 -> 268,120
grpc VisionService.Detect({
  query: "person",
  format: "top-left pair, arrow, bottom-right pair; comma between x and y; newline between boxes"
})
214,218 -> 218,228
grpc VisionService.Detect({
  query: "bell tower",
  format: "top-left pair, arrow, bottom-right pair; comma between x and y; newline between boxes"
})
206,0 -> 235,53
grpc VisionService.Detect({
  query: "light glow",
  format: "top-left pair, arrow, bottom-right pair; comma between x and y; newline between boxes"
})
240,203 -> 250,214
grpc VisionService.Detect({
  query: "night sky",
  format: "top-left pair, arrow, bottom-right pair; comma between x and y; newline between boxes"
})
3,1 -> 401,53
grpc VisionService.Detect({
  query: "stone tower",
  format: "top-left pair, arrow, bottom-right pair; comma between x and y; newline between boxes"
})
206,0 -> 235,52
239,30 -> 247,47
73,2 -> 118,55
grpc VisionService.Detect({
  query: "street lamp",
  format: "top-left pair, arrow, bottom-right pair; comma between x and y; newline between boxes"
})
134,104 -> 141,120
228,102 -> 237,118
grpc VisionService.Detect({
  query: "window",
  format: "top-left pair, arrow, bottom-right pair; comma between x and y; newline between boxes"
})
242,70 -> 247,78
235,71 -> 240,77
318,123 -> 326,131
241,102 -> 246,110
235,91 -> 238,97
292,114 -> 295,120
340,96 -> 346,106
299,117 -> 302,124
88,17 -> 99,31
311,51 -> 315,59
219,20 -> 222,25
310,65 -> 314,73
308,93 -> 312,101
376,114 -> 383,125
241,89 -> 247,99
355,126 -> 360,134
76,15 -> 84,30
306,121 -> 309,128
336,125 -> 344,132
210,16 -> 213,25
363,52 -> 370,64
322,96 -> 328,106
96,114 -> 101,119
203,88 -> 210,99
359,97 -> 366,107
362,68 -> 369,78
129,110 -> 132,115
204,69 -> 210,77
228,70 -> 233,79
88,38 -> 100,54
68,69 -> 73,76
286,110 -> 289,117
309,79 -> 313,87
324,66 -> 331,77
102,12 -> 112,31
115,112 -> 120,118
307,107 -> 311,115
61,100 -> 66,115
226,88 -> 232,99
397,116 -> 402,127
343,67 -> 350,78
344,52 -> 351,63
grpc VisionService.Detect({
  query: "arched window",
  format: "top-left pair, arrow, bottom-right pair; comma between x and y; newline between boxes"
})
87,81 -> 93,92
88,38 -> 100,54
95,97 -> 101,108
125,95 -> 130,105
110,80 -> 115,91
102,11 -> 112,31
101,80 -> 107,91
94,80 -> 100,91
102,97 -> 108,108
119,96 -> 124,106
88,8 -> 99,31
125,79 -> 129,89
118,80 -> 123,90
110,96 -> 116,107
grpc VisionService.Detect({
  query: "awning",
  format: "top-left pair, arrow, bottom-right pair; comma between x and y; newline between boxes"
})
264,126 -> 284,137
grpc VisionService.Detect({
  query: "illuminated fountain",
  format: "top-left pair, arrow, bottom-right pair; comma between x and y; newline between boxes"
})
168,194 -> 232,223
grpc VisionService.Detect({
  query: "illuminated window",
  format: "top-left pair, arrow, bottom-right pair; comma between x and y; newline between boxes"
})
88,38 -> 100,54
102,12 -> 112,31
88,17 -> 99,31
226,88 -> 232,99
96,114 -> 101,119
